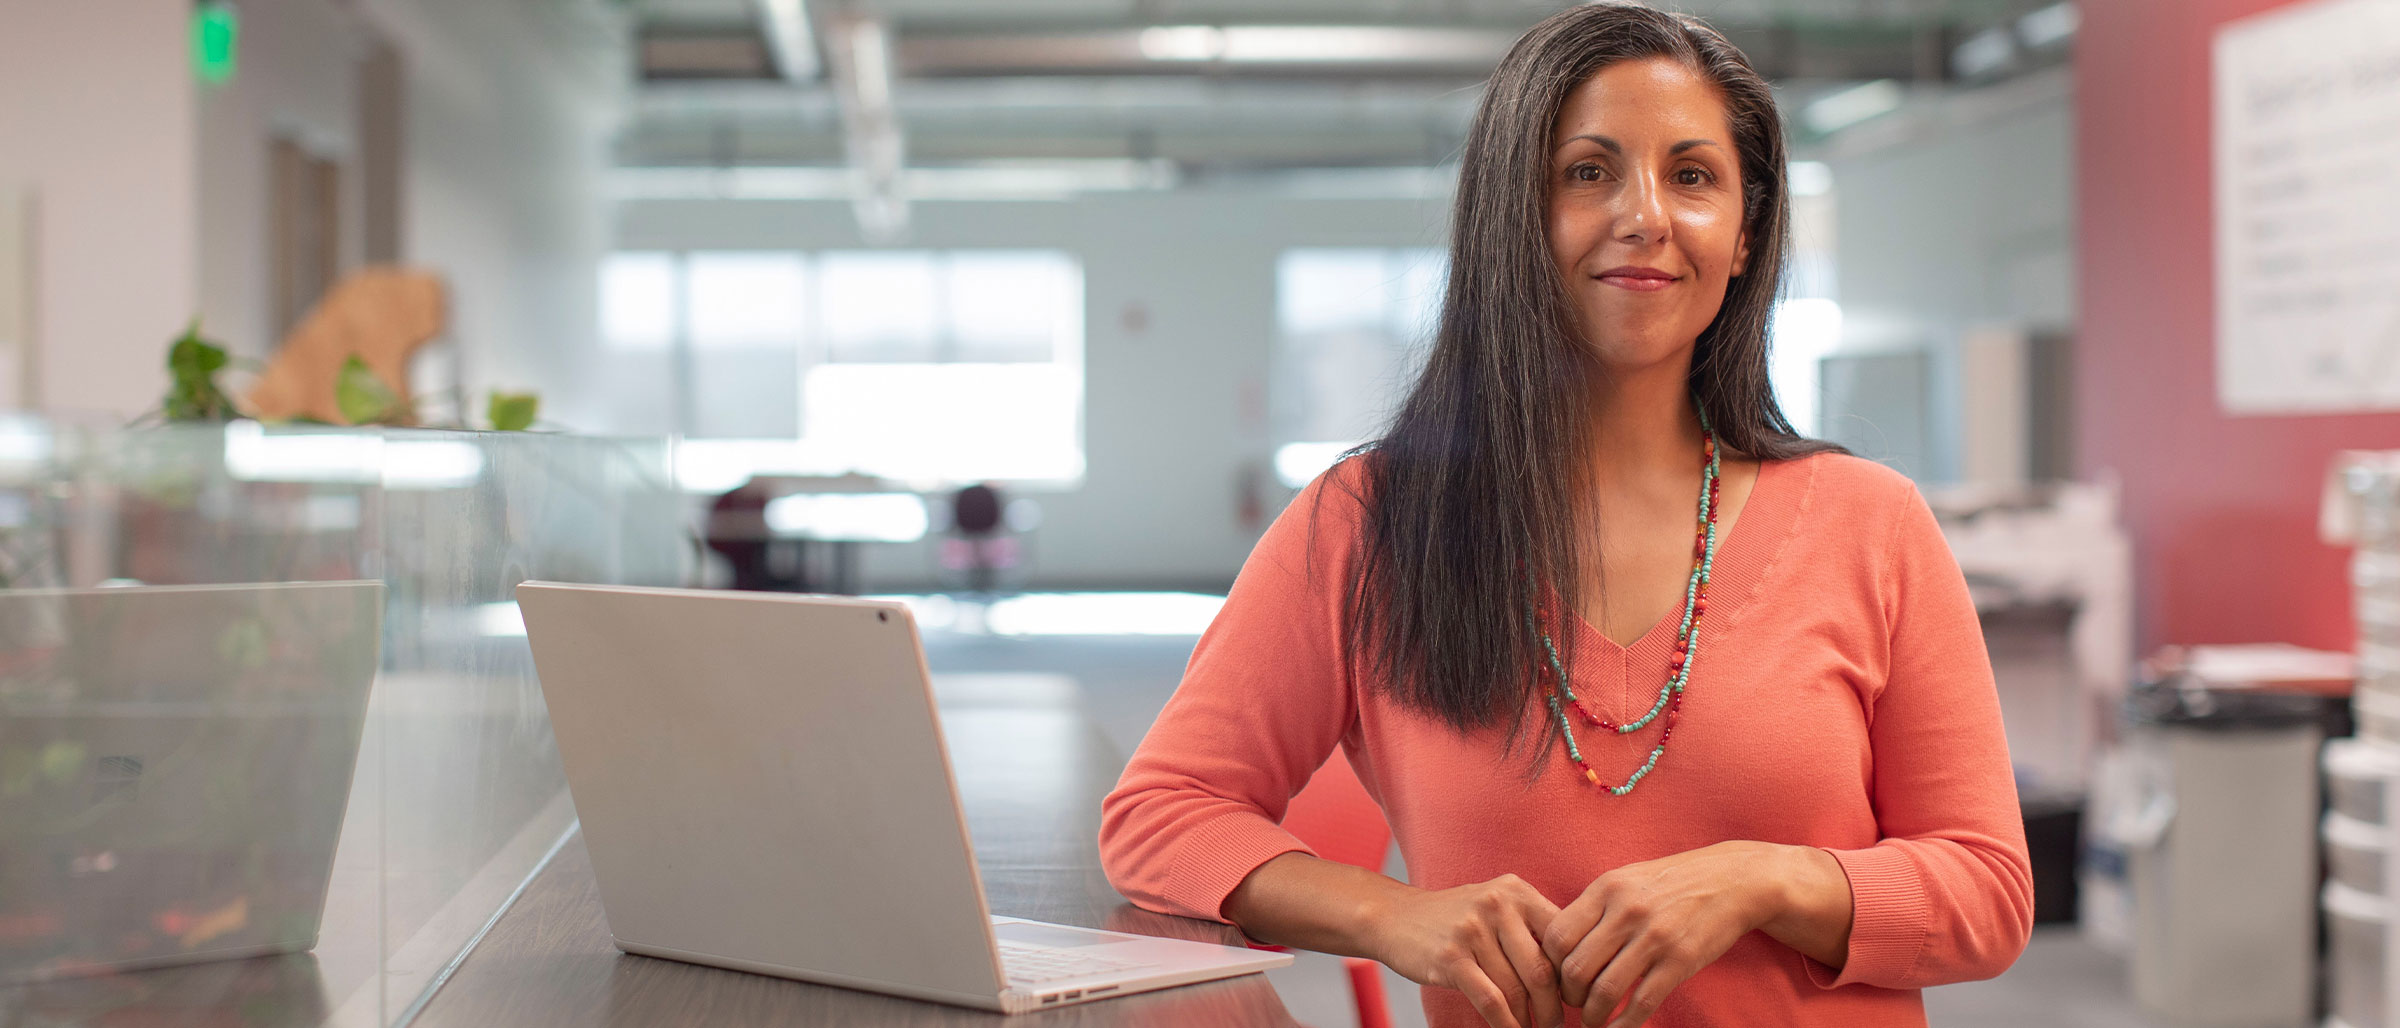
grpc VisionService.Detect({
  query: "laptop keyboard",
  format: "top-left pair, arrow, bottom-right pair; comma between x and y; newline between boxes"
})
998,941 -> 1156,985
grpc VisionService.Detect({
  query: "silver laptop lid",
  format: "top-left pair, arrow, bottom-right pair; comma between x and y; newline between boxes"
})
516,583 -> 1006,1001
0,581 -> 384,983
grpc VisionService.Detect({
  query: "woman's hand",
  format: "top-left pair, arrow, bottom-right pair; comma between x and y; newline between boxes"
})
1367,873 -> 1568,1028
1539,841 -> 1850,1028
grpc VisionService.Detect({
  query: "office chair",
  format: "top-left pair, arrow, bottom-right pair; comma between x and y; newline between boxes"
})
942,482 -> 1021,594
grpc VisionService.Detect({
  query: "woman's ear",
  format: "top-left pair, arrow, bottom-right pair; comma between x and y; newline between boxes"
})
1732,226 -> 1753,278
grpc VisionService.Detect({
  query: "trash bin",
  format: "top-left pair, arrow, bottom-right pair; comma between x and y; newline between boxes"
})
2112,682 -> 2330,1027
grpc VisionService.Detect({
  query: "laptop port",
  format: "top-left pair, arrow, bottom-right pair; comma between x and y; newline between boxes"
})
1042,996 -> 1058,1004
1063,991 -> 1082,999
1088,985 -> 1118,994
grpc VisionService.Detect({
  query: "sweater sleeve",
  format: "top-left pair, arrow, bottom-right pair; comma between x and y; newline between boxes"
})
1806,483 -> 2035,990
1098,465 -> 1365,923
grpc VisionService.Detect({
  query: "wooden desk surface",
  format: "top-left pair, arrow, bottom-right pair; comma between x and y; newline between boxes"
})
408,676 -> 1296,1028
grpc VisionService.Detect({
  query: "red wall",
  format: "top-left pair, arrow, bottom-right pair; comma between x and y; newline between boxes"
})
2077,0 -> 2400,653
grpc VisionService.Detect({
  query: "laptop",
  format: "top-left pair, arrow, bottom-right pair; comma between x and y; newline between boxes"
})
0,580 -> 384,984
515,582 -> 1289,1014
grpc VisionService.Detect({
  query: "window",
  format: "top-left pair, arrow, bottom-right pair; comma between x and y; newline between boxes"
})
819,252 -> 939,362
600,252 -> 676,350
804,250 -> 1083,482
803,363 -> 1082,483
945,251 -> 1076,363
815,250 -> 1077,364
686,252 -> 807,349
597,249 -> 1084,489
1271,247 -> 1446,487
1773,163 -> 1841,437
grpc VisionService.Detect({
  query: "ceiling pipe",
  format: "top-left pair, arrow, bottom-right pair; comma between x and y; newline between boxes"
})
897,25 -> 1517,78
754,0 -> 822,81
825,16 -> 906,241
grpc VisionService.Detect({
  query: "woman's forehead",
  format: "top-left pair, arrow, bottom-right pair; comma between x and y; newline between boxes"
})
1551,58 -> 1734,146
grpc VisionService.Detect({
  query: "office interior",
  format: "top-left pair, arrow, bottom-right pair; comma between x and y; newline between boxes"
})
2,0 -> 2396,1024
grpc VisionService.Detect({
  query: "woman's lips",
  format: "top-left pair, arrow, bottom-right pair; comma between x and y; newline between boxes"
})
1596,266 -> 1679,292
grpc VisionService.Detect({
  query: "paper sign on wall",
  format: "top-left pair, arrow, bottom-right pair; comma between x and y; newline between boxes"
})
2214,0 -> 2400,415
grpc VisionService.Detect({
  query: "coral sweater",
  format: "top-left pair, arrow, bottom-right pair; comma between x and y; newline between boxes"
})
1099,452 -> 2033,1027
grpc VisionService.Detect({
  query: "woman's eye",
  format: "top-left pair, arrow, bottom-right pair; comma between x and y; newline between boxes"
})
1673,166 -> 1714,186
1567,163 -> 1603,183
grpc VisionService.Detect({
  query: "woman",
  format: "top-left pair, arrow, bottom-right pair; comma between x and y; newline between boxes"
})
1099,5 -> 2031,1028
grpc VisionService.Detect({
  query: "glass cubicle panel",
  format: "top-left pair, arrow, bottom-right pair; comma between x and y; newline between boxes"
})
0,581 -> 381,1019
0,420 -> 684,1026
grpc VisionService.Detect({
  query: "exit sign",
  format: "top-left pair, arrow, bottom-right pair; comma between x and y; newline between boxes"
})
193,2 -> 238,85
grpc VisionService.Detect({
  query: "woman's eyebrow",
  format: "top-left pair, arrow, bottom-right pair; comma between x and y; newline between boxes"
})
1553,135 -> 1724,156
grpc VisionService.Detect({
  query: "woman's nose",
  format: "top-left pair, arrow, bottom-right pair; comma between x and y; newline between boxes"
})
1612,176 -> 1668,246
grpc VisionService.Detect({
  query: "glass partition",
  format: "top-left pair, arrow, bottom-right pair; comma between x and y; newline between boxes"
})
0,420 -> 684,1026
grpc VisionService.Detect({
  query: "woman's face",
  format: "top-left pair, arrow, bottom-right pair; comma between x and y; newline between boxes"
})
1547,57 -> 1751,373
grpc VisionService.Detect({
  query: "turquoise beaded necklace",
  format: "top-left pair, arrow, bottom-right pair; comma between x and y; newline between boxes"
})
1537,407 -> 1721,796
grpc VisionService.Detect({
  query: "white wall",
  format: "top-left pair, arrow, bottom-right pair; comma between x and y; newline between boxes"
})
613,191 -> 1452,589
192,0 -> 621,424
0,0 -> 615,424
360,0 -> 622,427
0,1 -> 199,418
196,0 -> 371,360
1815,74 -> 2076,482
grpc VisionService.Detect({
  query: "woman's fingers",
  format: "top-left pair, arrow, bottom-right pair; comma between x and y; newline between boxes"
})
1444,953 -> 1523,1028
1579,930 -> 1661,1024
1541,891 -> 1604,967
1473,931 -> 1534,1028
1601,959 -> 1692,1028
1497,910 -> 1564,1028
1553,905 -> 1632,1010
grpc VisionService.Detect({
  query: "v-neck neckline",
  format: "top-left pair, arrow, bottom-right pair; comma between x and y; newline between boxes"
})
1563,454 -> 1811,662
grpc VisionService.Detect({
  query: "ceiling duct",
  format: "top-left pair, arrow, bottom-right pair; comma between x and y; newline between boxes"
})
755,0 -> 821,81
826,16 -> 905,240
895,25 -> 1519,78
638,20 -> 2000,85
640,30 -> 774,79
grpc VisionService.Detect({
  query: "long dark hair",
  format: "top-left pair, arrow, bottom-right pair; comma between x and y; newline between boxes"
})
1339,3 -> 1841,743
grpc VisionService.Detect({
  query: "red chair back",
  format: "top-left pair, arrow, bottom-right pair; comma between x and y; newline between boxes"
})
1283,748 -> 1391,872
1280,748 -> 1396,1028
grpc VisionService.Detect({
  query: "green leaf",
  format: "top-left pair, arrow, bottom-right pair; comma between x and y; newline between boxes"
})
334,355 -> 404,425
168,335 -> 228,378
487,390 -> 539,432
161,319 -> 240,422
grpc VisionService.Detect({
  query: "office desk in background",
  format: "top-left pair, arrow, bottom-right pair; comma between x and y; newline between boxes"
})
408,672 -> 1296,1027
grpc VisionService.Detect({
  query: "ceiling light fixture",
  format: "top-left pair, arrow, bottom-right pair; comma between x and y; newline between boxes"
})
2017,3 -> 2081,50
1128,25 -> 1511,65
1137,26 -> 1225,61
1951,26 -> 2018,79
609,159 -> 1179,203
1802,79 -> 1904,136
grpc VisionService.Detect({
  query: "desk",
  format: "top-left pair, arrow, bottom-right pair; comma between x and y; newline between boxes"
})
407,674 -> 1296,1027
0,674 -> 1291,1027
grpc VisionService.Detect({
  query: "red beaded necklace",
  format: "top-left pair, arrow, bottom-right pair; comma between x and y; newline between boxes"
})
1537,413 -> 1720,796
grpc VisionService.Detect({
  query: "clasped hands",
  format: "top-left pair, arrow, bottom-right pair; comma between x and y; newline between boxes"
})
1366,840 -> 1847,1028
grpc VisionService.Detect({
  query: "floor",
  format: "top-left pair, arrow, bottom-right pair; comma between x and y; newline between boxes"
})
917,624 -> 2184,1028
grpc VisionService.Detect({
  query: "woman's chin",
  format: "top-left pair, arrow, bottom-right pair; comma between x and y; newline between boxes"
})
1580,333 -> 1699,374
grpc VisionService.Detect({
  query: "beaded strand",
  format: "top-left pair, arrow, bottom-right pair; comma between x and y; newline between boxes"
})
1538,409 -> 1721,796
